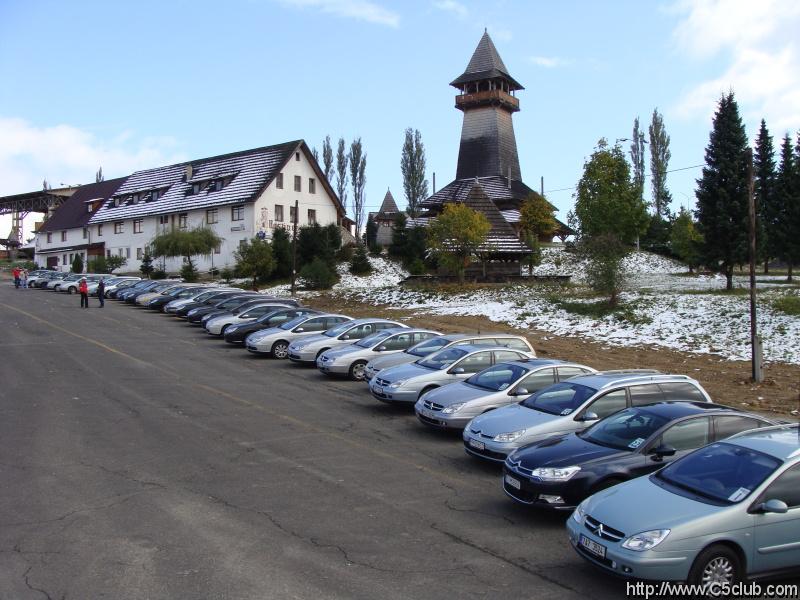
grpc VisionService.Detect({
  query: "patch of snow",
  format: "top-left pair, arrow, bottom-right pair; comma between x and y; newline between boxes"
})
334,256 -> 408,290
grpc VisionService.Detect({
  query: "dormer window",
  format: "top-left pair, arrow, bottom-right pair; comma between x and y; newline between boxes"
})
113,197 -> 121,207
192,183 -> 201,195
132,193 -> 139,204
152,189 -> 161,201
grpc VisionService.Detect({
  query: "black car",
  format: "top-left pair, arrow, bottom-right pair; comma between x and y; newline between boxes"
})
107,279 -> 144,298
148,286 -> 212,310
186,294 -> 263,323
117,280 -> 161,301
124,281 -> 177,304
502,402 -> 776,511
174,290 -> 244,317
223,308 -> 321,343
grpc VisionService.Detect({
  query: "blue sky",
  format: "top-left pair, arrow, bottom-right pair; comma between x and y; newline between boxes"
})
1,0 -> 798,239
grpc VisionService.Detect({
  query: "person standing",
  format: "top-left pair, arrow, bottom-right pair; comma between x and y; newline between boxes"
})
97,278 -> 105,307
21,269 -> 28,289
79,278 -> 89,308
12,266 -> 20,288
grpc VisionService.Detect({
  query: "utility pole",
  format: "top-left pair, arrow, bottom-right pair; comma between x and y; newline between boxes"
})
290,199 -> 299,297
746,148 -> 763,382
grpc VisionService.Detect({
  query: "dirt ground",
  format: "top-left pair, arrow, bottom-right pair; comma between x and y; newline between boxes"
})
308,293 -> 800,419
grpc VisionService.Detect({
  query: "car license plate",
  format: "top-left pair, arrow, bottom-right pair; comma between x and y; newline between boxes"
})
468,439 -> 485,451
373,386 -> 383,394
421,408 -> 435,419
579,534 -> 606,559
504,474 -> 521,490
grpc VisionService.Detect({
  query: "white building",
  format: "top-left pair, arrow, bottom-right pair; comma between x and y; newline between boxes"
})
36,140 -> 349,273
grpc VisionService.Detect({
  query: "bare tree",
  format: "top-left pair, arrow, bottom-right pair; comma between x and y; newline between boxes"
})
322,135 -> 334,182
400,128 -> 429,218
348,138 -> 367,242
335,138 -> 349,210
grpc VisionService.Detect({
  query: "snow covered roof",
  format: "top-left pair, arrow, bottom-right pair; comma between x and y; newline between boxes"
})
89,141 -> 343,224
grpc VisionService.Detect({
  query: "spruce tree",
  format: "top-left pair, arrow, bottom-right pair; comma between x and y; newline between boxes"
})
753,120 -> 776,272
695,93 -> 750,290
774,134 -> 797,282
271,228 -> 292,278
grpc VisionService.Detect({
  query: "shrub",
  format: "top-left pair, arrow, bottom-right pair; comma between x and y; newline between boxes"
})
87,256 -> 109,273
151,269 -> 167,280
337,244 -> 355,262
349,245 -> 372,275
220,266 -> 234,283
300,258 -> 338,290
180,258 -> 199,282
773,295 -> 800,316
407,258 -> 426,275
106,255 -> 127,273
139,253 -> 154,278
370,244 -> 383,257
271,228 -> 292,279
578,233 -> 630,307
71,254 -> 84,273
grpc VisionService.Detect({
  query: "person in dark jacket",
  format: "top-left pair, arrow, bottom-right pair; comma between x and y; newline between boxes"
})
97,278 -> 106,307
79,278 -> 89,308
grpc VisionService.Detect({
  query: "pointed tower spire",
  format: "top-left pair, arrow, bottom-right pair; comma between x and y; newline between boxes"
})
450,31 -> 524,181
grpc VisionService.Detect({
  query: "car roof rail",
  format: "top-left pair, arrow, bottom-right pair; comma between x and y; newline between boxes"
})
727,422 -> 799,441
597,369 -> 662,376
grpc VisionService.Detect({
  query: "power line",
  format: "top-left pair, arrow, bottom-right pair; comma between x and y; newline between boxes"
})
544,163 -> 706,194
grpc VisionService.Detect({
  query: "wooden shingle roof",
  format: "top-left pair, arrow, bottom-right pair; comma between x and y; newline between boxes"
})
462,181 -> 529,254
450,31 -> 523,90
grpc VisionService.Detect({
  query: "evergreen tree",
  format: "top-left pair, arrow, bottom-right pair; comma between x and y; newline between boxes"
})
400,128 -> 429,218
106,255 -> 127,273
234,237 -> 276,289
71,254 -> 84,273
753,120 -> 776,271
774,134 -> 797,282
629,117 -> 646,206
139,253 -> 154,278
95,166 -> 104,183
335,138 -> 348,209
271,227 -> 292,278
297,223 -> 340,268
322,135 -> 334,182
649,108 -> 672,217
365,214 -> 378,250
695,93 -> 750,290
349,244 -> 372,275
348,138 -> 367,242
670,208 -> 703,273
388,213 -> 408,260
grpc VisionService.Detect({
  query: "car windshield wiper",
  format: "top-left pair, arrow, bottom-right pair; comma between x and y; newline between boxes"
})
656,473 -> 728,504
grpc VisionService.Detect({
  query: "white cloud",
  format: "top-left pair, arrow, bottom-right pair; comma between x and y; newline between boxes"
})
529,55 -> 572,69
433,0 -> 468,19
275,0 -> 400,27
487,25 -> 512,43
670,0 -> 800,130
0,117 -> 186,239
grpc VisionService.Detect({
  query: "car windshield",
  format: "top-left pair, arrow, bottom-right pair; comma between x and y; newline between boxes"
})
177,288 -> 203,298
408,337 -> 451,357
255,310 -> 285,324
521,383 -> 599,416
356,330 -> 393,348
280,316 -> 307,330
656,442 -> 781,504
465,363 -> 529,391
417,347 -> 469,370
167,287 -> 190,297
580,408 -> 670,451
324,320 -> 354,337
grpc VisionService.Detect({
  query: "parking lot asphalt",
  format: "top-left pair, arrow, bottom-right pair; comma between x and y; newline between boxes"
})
0,285 -> 624,600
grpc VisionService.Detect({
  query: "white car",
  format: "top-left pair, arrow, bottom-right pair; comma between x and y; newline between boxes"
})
245,314 -> 352,358
287,318 -> 407,365
87,276 -> 139,296
317,328 -> 441,380
204,302 -> 296,336
59,274 -> 103,293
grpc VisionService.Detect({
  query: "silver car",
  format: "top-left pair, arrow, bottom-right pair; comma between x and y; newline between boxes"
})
462,371 -> 713,462
369,344 -> 534,405
287,318 -> 407,365
245,313 -> 352,358
317,328 -> 441,380
204,302 -> 295,336
164,287 -> 226,313
363,333 -> 536,383
567,424 -> 800,587
415,359 -> 596,430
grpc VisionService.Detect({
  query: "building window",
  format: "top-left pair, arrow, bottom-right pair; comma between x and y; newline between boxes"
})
239,239 -> 247,250
97,224 -> 103,237
276,173 -> 283,189
87,204 -> 92,213
82,228 -> 88,239
137,247 -> 143,260
132,193 -> 139,204
61,231 -> 67,242
294,175 -> 302,192
295,151 -> 300,161
125,247 -> 131,259
159,215 -> 169,225
206,208 -> 219,224
290,205 -> 297,223
69,253 -> 73,264
113,197 -> 121,207
114,222 -> 124,234
133,219 -> 143,234
307,209 -> 317,224
308,178 -> 316,194
46,232 -> 52,243
178,213 -> 188,229
274,204 -> 284,222
62,254 -> 67,264
152,189 -> 161,201
214,244 -> 221,255
231,205 -> 244,221
106,249 -> 111,258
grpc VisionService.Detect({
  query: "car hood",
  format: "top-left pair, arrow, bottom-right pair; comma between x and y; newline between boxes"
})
582,475 -> 732,536
467,403 -> 560,436
322,344 -> 368,360
367,352 -> 417,371
513,433 -> 621,469
423,382 -> 497,407
377,362 -> 432,383
289,333 -> 329,349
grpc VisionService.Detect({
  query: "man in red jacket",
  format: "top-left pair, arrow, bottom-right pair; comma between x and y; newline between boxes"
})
12,267 -> 21,288
79,278 -> 89,308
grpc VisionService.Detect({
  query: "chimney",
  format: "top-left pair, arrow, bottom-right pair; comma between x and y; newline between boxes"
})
184,165 -> 193,182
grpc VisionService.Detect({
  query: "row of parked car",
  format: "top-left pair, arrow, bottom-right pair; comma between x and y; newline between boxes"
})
34,275 -> 800,589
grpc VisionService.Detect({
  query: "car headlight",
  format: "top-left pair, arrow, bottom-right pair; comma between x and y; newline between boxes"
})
442,402 -> 466,414
493,429 -> 526,443
621,529 -> 671,552
531,466 -> 581,481
572,499 -> 588,525
388,379 -> 408,389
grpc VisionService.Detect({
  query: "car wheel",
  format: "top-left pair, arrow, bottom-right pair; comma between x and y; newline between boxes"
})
67,286 -> 75,294
272,341 -> 289,359
316,348 -> 329,359
687,544 -> 742,590
349,360 -> 368,381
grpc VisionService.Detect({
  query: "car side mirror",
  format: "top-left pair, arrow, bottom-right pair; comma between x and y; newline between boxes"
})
759,499 -> 789,514
377,345 -> 388,352
450,367 -> 465,375
294,327 -> 304,332
650,444 -> 677,460
578,411 -> 599,422
340,334 -> 350,340
512,387 -> 530,396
